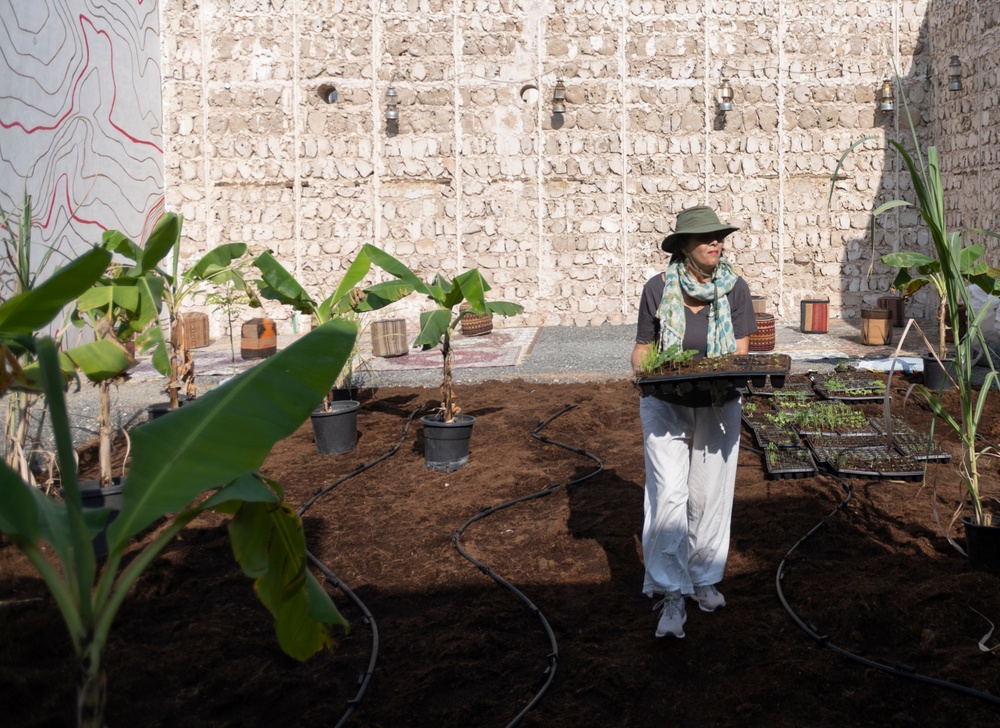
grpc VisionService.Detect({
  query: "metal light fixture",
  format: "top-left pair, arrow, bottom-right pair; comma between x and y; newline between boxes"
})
879,79 -> 895,112
948,56 -> 963,91
384,85 -> 399,122
717,78 -> 734,113
552,79 -> 567,114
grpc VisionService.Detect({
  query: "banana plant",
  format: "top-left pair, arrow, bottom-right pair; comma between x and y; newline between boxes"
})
252,245 -> 414,408
830,74 -> 1000,537
73,220 -> 173,487
0,314 -> 355,727
142,213 -> 258,408
340,245 -> 524,422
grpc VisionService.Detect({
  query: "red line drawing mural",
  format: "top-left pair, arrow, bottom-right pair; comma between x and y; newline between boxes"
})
0,0 -> 164,265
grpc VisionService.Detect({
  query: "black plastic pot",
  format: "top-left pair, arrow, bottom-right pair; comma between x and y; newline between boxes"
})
311,400 -> 360,455
76,478 -> 125,559
147,396 -> 188,421
420,413 -> 477,472
962,515 -> 1000,571
922,354 -> 956,391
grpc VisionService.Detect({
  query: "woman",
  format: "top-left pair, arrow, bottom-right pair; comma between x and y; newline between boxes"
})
631,205 -> 756,639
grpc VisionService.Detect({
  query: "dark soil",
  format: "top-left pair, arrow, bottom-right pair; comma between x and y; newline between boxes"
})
2,375 -> 1000,727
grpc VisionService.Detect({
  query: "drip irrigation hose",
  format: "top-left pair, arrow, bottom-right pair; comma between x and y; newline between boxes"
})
451,403 -> 604,728
775,474 -> 1000,709
308,554 -> 379,728
295,405 -> 424,727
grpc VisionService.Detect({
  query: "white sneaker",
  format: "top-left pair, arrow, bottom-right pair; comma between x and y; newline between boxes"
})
653,591 -> 687,638
691,584 -> 726,613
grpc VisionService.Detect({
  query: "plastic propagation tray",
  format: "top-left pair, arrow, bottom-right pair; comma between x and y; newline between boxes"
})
811,374 -> 888,402
747,379 -> 813,397
637,353 -> 792,398
866,416 -> 952,463
764,446 -> 816,479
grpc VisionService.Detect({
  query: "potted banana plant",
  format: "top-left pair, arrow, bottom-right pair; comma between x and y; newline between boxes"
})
832,75 -> 1000,569
355,249 -> 524,471
140,213 -> 258,413
0,246 -> 356,727
72,220 -> 173,489
251,247 -> 413,454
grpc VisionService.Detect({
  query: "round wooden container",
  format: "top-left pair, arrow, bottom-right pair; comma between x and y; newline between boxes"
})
860,307 -> 893,346
749,313 -> 776,352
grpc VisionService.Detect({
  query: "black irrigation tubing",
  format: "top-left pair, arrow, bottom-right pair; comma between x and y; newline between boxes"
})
294,404 -> 425,728
451,403 -> 605,728
775,473 -> 1000,709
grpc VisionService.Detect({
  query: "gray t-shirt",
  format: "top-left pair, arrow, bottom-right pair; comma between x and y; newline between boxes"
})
635,271 -> 758,407
635,272 -> 757,350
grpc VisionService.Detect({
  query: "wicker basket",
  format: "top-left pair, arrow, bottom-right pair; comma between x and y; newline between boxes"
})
370,318 -> 409,358
459,304 -> 493,336
749,313 -> 776,352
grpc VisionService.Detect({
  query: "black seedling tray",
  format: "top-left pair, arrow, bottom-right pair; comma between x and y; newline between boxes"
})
866,416 -> 951,463
764,447 -> 816,479
747,379 -> 813,397
637,354 -> 792,398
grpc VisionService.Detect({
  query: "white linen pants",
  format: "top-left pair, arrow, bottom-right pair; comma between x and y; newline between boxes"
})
639,395 -> 740,597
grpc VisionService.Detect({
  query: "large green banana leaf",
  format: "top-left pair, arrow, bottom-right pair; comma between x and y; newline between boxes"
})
0,247 -> 112,334
107,318 -> 357,550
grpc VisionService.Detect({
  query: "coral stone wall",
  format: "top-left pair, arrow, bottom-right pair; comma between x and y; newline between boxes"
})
160,1 -> 985,333
929,1 -> 1000,242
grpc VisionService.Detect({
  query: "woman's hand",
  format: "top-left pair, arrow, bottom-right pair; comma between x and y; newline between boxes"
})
631,343 -> 653,376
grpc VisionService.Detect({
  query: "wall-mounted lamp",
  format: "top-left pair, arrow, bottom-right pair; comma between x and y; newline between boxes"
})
384,85 -> 399,122
879,79 -> 895,112
948,56 -> 963,91
552,79 -> 567,114
717,78 -> 734,113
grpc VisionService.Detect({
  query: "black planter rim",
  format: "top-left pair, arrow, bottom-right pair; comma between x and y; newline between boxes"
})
312,400 -> 361,417
419,413 -> 477,427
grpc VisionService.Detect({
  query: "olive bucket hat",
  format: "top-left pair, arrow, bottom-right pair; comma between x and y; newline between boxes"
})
661,206 -> 740,254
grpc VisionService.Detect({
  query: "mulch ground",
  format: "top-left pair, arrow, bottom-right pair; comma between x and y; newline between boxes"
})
2,375 -> 999,727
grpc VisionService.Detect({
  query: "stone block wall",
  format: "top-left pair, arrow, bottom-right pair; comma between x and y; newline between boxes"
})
160,0 -> 990,334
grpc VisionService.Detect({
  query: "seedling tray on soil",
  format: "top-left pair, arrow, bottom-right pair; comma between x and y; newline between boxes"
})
764,446 -> 816,479
637,353 -> 791,398
805,433 -> 895,466
812,378 -> 888,402
747,378 -> 813,397
753,424 -> 802,449
867,416 -> 952,463
827,450 -> 925,481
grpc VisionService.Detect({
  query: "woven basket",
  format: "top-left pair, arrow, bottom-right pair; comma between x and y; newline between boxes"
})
459,304 -> 493,336
749,313 -> 776,352
370,318 -> 409,358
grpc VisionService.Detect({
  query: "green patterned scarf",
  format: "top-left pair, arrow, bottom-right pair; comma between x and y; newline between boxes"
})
656,257 -> 739,357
